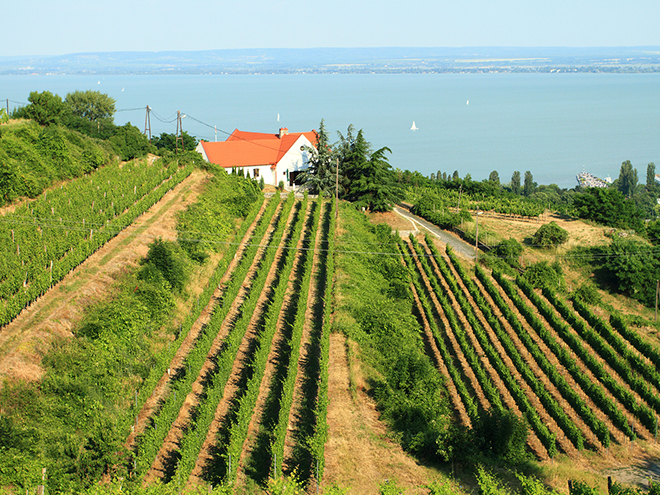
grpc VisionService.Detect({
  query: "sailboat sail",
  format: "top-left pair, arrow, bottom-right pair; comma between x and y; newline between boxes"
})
411,121 -> 418,131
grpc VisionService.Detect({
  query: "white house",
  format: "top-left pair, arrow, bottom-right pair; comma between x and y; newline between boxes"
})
196,127 -> 317,187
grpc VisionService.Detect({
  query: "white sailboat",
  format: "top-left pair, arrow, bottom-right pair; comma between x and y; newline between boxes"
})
410,121 -> 418,131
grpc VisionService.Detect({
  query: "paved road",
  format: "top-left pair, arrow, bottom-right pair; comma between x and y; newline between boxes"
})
393,206 -> 476,260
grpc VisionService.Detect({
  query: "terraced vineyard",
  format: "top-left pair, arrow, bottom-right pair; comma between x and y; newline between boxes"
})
0,156 -> 193,326
400,232 -> 660,460
127,193 -> 336,490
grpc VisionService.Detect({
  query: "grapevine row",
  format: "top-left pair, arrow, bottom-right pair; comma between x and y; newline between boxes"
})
270,197 -> 323,479
410,236 -> 557,456
434,240 -> 586,451
132,195 -> 283,481
176,193 -> 307,485
308,199 -> 336,483
128,192 -> 267,441
397,236 -> 480,422
0,159 -> 192,326
472,264 -> 611,447
517,277 -> 658,436
491,270 -> 636,439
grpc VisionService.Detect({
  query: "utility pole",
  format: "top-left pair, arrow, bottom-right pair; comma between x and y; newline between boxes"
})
335,157 -> 339,219
175,111 -> 184,154
144,105 -> 152,143
475,206 -> 480,262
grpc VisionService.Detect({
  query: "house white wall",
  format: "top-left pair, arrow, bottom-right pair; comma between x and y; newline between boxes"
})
273,135 -> 314,187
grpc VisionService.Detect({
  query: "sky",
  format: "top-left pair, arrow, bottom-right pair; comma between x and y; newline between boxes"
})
3,0 -> 660,57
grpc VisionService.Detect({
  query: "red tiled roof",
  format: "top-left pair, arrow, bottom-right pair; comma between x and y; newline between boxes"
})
200,129 -> 317,169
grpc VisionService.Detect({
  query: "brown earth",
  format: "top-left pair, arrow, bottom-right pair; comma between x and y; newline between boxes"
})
322,332 -> 447,494
0,168 -> 209,385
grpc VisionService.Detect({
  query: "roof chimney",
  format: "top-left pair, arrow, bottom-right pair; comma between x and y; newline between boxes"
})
278,127 -> 289,138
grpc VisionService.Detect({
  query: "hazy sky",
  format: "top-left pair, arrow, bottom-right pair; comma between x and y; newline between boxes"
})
4,0 -> 660,57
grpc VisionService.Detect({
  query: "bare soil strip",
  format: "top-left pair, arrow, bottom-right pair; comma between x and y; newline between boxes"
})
124,199 -> 269,450
144,199 -> 284,483
403,238 -> 492,415
323,332 -> 442,495
0,170 -> 207,384
281,202 -> 326,475
534,289 -> 657,441
499,274 -> 644,442
406,237 -> 548,460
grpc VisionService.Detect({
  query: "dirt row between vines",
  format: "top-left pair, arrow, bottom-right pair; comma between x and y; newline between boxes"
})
532,288 -> 657,441
405,254 -> 472,428
186,200 -> 305,486
468,273 -> 606,453
125,199 -> 269,451
0,169 -> 208,385
406,236 -> 551,460
228,201 -> 313,489
144,199 -> 285,483
281,201 -> 327,477
424,239 -> 578,457
481,267 -> 630,448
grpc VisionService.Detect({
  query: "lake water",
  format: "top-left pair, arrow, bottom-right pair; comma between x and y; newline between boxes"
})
2,73 -> 659,189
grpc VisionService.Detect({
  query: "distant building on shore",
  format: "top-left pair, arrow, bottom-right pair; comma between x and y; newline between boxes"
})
576,170 -> 611,188
196,127 -> 317,188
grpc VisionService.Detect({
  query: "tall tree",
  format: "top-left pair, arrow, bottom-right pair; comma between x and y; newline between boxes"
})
349,145 -> 402,211
488,170 -> 500,186
523,170 -> 536,196
22,90 -> 69,126
646,162 -> 656,193
618,160 -> 638,198
511,171 -> 521,195
65,90 -> 116,124
298,119 -> 337,197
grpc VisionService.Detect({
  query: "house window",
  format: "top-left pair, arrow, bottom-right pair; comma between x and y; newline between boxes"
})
253,168 -> 259,179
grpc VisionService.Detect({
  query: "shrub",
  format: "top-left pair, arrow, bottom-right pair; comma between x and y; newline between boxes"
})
141,238 -> 189,292
522,261 -> 565,292
531,221 -> 568,248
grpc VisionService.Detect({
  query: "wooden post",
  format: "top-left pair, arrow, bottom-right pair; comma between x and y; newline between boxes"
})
608,476 -> 613,493
568,480 -> 573,493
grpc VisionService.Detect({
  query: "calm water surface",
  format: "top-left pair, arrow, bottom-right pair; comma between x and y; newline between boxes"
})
2,73 -> 659,188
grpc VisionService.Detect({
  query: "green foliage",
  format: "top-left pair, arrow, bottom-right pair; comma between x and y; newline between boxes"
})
110,122 -> 154,160
570,283 -> 601,305
531,221 -> 568,248
511,171 -> 521,195
521,261 -> 565,291
476,466 -> 514,495
603,237 -> 660,306
523,171 -> 536,197
176,170 -> 260,261
20,90 -> 70,126
618,160 -> 638,198
379,478 -> 408,495
65,90 -> 116,123
573,187 -> 644,231
140,238 -> 189,292
152,131 -> 197,153
472,409 -> 529,463
0,120 -> 112,205
336,206 -> 451,460
267,469 -> 306,494
569,481 -> 600,495
298,119 -> 336,197
491,238 -> 523,267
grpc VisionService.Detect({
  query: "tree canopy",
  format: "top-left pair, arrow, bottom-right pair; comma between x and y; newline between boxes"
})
299,121 -> 402,211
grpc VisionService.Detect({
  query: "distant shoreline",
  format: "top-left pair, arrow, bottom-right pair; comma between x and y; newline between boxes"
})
2,46 -> 659,76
